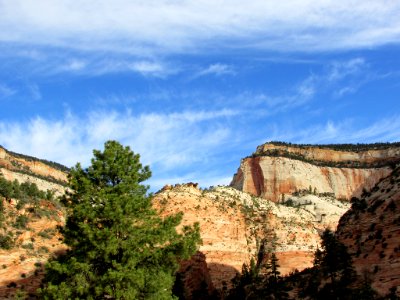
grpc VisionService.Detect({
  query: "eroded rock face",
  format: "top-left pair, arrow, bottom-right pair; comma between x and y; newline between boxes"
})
336,166 -> 400,296
153,184 -> 350,289
231,143 -> 399,202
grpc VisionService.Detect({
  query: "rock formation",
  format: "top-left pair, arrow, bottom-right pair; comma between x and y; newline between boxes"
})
153,184 -> 350,290
231,142 -> 400,202
336,165 -> 400,296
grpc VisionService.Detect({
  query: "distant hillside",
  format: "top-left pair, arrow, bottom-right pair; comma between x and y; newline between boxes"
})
0,146 -> 68,194
0,146 -> 69,173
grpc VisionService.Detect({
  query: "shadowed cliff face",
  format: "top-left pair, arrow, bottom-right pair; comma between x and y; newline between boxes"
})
231,143 -> 400,202
336,166 -> 400,296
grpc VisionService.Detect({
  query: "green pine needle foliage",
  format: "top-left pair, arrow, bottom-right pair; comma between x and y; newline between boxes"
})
39,141 -> 201,299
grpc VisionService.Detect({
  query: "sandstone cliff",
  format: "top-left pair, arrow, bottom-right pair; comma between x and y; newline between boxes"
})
336,165 -> 400,296
231,142 -> 400,202
153,183 -> 350,290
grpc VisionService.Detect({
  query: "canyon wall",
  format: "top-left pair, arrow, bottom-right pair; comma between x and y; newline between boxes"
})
231,143 -> 399,202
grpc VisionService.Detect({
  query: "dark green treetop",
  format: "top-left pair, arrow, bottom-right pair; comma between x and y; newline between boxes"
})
39,141 -> 201,299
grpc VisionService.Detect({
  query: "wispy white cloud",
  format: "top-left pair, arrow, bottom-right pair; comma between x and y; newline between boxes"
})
59,59 -> 87,72
128,60 -> 178,78
0,1 -> 399,54
227,57 -> 370,113
194,63 -> 235,78
327,58 -> 366,82
281,116 -> 400,144
269,57 -> 372,102
0,109 -> 238,189
27,84 -> 42,100
245,75 -> 317,112
46,57 -> 177,77
0,83 -> 16,98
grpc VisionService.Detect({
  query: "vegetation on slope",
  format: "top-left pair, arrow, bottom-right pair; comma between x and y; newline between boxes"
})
267,141 -> 400,152
226,229 -> 392,299
0,174 -> 61,251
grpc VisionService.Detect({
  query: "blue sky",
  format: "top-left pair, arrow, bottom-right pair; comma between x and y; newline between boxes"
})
0,1 -> 400,191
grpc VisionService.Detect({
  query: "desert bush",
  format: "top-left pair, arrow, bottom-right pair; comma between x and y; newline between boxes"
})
13,215 -> 29,229
0,232 -> 14,249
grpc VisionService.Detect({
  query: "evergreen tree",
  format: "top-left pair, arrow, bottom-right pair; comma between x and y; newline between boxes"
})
319,229 -> 355,285
39,141 -> 201,299
267,253 -> 281,282
228,258 -> 259,299
0,175 -> 13,199
313,229 -> 356,299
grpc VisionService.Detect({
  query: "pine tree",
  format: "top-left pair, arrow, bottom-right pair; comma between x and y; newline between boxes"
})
268,253 -> 280,282
39,141 -> 201,299
315,229 -> 356,298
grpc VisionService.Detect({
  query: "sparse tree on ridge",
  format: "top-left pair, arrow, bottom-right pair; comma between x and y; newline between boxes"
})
39,141 -> 201,299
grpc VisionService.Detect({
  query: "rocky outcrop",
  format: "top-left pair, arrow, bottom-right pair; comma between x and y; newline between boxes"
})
174,251 -> 217,299
153,184 -> 350,290
336,166 -> 400,296
231,143 -> 399,202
